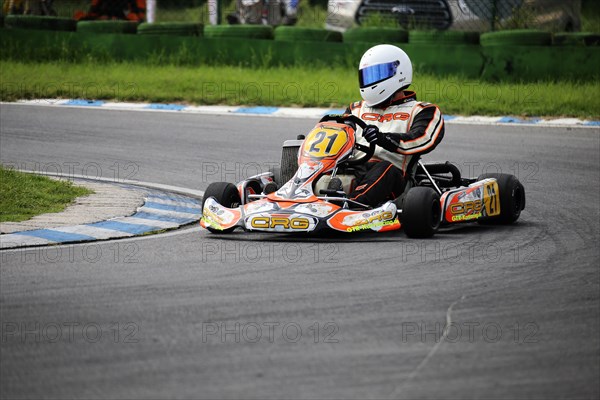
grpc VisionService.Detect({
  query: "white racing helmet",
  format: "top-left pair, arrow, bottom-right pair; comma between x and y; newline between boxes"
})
358,44 -> 413,107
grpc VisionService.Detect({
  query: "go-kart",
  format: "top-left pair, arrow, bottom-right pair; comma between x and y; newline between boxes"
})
200,115 -> 525,238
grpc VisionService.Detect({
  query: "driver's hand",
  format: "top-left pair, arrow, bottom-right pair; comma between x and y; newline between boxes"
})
362,125 -> 380,144
362,125 -> 399,153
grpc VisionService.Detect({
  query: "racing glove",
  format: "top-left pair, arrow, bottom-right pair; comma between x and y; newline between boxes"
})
362,125 -> 400,153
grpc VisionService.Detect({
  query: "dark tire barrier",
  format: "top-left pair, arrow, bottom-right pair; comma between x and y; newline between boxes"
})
343,27 -> 408,43
554,32 -> 600,46
480,29 -> 552,46
409,30 -> 479,45
204,25 -> 273,39
2,28 -> 597,81
274,27 -> 342,42
4,15 -> 76,31
137,22 -> 203,37
77,20 -> 138,34
480,44 -> 600,81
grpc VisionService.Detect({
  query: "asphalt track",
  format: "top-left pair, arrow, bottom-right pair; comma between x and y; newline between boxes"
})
1,104 -> 599,399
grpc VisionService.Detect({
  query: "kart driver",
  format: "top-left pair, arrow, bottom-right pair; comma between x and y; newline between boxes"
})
343,44 -> 445,207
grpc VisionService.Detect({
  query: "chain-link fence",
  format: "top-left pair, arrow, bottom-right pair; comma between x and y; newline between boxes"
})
2,0 -> 593,32
339,0 -> 583,32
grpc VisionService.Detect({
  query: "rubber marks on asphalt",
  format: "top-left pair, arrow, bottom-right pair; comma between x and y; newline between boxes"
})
0,193 -> 201,249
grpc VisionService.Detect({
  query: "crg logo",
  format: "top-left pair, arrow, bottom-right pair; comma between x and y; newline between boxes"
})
356,211 -> 395,226
361,112 -> 410,123
250,217 -> 310,230
450,200 -> 483,215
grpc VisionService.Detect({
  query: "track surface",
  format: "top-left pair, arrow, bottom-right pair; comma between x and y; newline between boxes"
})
1,104 -> 599,399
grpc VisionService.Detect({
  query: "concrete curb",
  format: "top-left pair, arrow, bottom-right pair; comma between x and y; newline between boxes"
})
0,179 -> 146,234
5,100 -> 600,128
0,174 -> 204,250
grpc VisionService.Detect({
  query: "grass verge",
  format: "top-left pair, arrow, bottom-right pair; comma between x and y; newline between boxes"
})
0,166 -> 93,223
1,60 -> 599,118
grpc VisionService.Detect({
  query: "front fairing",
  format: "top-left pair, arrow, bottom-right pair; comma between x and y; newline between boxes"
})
200,120 -> 400,234
268,122 -> 357,202
201,196 -> 400,234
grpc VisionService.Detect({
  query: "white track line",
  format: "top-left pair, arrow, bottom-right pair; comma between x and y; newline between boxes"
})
0,225 -> 201,253
392,294 -> 467,396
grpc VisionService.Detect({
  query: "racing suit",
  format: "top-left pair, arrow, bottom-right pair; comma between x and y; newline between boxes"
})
346,90 -> 445,206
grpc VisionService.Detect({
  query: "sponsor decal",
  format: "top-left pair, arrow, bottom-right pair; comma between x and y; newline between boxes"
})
244,201 -> 275,213
250,216 -> 311,230
346,218 -> 397,232
451,212 -> 482,222
342,209 -> 395,227
450,200 -> 483,216
206,203 -> 235,224
201,212 -> 225,230
294,203 -> 333,217
447,180 -> 500,222
203,207 -> 224,224
449,199 -> 483,222
361,112 -> 411,123
201,198 -> 238,229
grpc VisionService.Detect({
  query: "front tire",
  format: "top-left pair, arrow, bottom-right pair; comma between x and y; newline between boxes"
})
401,187 -> 441,238
477,173 -> 525,224
202,182 -> 241,233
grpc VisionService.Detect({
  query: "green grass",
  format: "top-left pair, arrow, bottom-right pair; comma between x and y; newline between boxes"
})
1,60 -> 598,118
0,166 -> 93,222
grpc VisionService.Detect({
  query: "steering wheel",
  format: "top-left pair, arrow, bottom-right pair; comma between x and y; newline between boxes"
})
319,114 -> 375,165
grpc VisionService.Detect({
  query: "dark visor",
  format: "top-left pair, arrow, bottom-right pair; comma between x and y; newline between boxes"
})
359,61 -> 400,88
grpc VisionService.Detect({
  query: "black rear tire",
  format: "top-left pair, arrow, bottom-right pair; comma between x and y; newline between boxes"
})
401,187 -> 441,238
202,182 -> 240,233
477,173 -> 525,224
